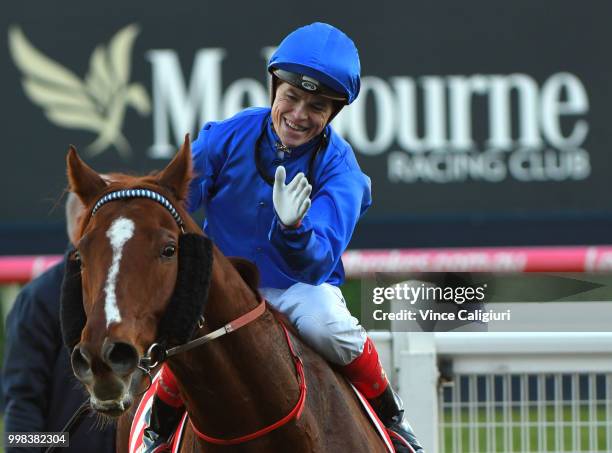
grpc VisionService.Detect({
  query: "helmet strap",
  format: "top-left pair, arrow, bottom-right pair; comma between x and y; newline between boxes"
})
270,75 -> 280,105
327,101 -> 344,124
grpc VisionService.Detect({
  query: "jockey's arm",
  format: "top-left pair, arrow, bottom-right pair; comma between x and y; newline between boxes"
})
268,169 -> 370,286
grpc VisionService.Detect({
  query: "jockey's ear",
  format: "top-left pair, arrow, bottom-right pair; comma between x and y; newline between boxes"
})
157,134 -> 192,202
66,146 -> 107,208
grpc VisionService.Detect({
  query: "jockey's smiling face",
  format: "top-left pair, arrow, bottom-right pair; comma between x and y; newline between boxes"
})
272,82 -> 334,148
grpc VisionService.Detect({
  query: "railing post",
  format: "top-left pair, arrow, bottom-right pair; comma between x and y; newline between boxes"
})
397,333 -> 439,452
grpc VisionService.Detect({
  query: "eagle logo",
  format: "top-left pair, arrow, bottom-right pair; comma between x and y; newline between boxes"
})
8,24 -> 151,157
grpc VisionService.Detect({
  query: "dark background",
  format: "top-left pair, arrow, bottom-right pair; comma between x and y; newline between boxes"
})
2,1 -> 611,254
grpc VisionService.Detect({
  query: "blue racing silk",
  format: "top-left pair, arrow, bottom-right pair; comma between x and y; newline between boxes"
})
188,107 -> 371,288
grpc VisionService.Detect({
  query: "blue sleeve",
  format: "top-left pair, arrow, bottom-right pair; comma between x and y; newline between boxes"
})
187,122 -> 224,213
268,168 -> 371,286
2,287 -> 60,452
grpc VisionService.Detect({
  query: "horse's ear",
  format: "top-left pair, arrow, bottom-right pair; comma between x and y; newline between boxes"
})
157,134 -> 192,201
66,146 -> 107,207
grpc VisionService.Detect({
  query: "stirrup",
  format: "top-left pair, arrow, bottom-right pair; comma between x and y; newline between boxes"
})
368,385 -> 425,453
386,425 -> 424,453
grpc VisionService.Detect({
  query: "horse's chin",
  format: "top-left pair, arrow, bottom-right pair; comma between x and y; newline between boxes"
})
90,394 -> 134,418
87,369 -> 145,417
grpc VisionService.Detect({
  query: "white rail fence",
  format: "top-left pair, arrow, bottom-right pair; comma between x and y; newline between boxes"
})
370,332 -> 612,453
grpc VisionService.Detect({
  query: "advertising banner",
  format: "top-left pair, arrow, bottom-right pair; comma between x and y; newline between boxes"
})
2,1 -> 611,253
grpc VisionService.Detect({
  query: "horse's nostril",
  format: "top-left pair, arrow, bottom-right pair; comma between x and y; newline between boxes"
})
71,345 -> 93,382
103,341 -> 139,376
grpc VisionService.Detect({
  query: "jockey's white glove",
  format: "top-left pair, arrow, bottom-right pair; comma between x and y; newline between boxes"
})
272,166 -> 312,228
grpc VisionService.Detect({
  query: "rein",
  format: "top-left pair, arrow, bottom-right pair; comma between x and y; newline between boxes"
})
44,401 -> 90,453
139,297 -> 267,369
138,298 -> 308,446
189,316 -> 307,445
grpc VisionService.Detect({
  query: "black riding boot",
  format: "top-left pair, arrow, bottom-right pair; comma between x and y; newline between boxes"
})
142,396 -> 184,453
368,385 -> 425,453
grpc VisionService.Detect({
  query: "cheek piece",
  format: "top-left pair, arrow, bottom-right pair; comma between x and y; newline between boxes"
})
59,234 -> 214,351
60,249 -> 86,349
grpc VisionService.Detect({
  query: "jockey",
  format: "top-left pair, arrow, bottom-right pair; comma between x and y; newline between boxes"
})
143,22 -> 424,453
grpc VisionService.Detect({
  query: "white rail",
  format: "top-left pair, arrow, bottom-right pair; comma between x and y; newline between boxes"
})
370,332 -> 612,452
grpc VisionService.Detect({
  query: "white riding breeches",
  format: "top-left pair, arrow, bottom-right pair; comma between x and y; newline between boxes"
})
260,283 -> 367,366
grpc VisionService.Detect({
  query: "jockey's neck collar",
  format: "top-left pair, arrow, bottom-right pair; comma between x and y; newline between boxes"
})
255,113 -> 327,187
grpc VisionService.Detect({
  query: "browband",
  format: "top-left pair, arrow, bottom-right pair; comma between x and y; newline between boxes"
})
91,189 -> 185,230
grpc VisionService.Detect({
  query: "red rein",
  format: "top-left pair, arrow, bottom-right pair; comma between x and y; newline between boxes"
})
189,305 -> 307,445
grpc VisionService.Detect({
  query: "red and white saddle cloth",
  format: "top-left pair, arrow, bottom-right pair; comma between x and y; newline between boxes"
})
129,371 -> 395,453
129,371 -> 188,453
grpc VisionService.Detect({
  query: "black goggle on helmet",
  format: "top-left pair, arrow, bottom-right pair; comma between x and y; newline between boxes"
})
271,68 -> 348,103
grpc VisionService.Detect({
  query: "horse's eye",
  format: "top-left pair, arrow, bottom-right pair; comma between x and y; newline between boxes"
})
73,250 -> 81,263
161,244 -> 176,258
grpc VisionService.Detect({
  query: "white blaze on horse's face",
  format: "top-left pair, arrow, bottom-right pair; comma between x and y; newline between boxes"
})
104,217 -> 135,328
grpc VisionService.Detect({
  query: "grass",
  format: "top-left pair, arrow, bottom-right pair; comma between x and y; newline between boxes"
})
440,406 -> 611,452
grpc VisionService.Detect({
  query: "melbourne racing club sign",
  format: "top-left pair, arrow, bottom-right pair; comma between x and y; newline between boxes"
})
4,1 -> 610,252
9,24 -> 591,186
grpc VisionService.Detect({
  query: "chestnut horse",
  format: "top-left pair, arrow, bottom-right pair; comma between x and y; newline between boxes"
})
62,137 -> 388,452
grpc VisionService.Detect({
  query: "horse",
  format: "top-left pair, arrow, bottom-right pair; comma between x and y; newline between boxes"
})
61,136 -> 389,452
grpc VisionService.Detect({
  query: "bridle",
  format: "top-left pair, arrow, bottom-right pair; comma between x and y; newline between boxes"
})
90,187 -> 307,446
92,188 -> 186,233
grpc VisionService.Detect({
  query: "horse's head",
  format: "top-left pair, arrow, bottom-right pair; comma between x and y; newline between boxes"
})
63,136 -> 210,417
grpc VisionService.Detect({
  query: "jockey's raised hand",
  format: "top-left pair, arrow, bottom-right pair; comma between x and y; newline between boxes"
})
273,166 -> 312,228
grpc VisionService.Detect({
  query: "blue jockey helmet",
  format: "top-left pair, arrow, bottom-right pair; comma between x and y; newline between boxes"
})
268,22 -> 361,105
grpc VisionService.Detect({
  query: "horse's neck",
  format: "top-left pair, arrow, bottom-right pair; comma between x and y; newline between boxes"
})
204,248 -> 260,327
167,250 -> 303,445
